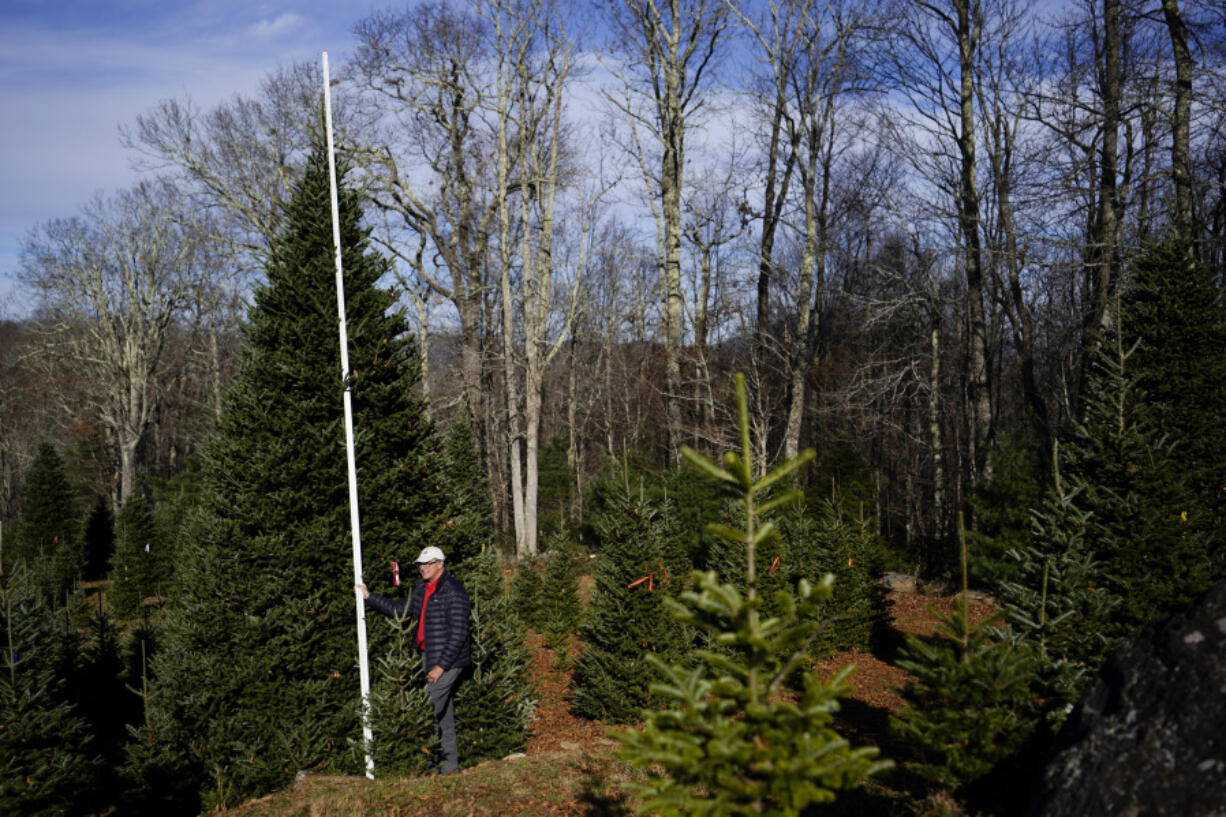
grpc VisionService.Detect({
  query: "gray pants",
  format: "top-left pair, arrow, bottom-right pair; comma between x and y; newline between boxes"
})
425,664 -> 463,772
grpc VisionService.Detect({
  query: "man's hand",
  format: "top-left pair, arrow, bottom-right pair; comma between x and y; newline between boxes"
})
426,665 -> 444,684
355,583 -> 370,599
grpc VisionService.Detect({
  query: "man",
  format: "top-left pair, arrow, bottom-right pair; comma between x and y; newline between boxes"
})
357,546 -> 471,775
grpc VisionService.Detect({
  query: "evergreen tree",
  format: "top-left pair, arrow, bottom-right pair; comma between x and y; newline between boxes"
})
72,600 -> 134,812
539,531 -> 582,639
967,431 -> 1048,588
617,375 -> 891,816
802,500 -> 889,655
890,521 -> 1044,807
362,611 -> 436,777
510,557 -> 545,631
536,437 -> 577,537
707,496 -> 793,620
82,496 -> 114,583
1119,240 -> 1226,574
572,471 -> 690,723
889,599 -> 1042,797
437,410 -> 494,568
139,135 -> 449,808
108,494 -> 161,619
0,566 -> 99,816
451,548 -> 534,765
13,442 -> 83,602
1001,448 -> 1121,708
1066,319 -> 1207,633
117,612 -> 192,817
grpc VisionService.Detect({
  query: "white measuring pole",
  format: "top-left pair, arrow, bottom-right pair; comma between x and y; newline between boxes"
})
322,51 -> 375,780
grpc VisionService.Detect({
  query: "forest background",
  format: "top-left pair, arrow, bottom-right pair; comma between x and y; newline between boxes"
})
2,0 -> 1226,813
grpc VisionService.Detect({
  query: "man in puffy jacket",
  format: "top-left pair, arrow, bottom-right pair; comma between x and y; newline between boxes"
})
357,545 -> 471,774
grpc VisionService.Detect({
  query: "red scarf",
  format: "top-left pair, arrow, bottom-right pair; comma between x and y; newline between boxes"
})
417,576 -> 440,650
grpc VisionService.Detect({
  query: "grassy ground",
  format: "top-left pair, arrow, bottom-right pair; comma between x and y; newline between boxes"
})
221,750 -> 639,817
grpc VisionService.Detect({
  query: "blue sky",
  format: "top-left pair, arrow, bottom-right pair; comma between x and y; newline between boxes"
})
0,0 -> 376,316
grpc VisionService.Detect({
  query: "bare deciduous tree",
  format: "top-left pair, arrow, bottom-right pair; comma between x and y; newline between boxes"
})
603,0 -> 730,465
19,181 -> 209,506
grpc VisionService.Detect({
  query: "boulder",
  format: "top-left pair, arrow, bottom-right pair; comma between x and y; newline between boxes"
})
1029,579 -> 1226,817
880,572 -> 918,593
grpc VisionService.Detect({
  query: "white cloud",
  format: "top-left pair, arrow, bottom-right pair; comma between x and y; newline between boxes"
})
246,12 -> 306,39
0,2 -> 358,310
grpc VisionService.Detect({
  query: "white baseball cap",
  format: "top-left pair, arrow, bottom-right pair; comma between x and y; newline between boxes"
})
414,546 -> 446,563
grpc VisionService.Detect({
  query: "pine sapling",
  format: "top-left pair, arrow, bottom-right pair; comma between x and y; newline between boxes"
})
890,514 -> 1042,795
616,374 -> 891,816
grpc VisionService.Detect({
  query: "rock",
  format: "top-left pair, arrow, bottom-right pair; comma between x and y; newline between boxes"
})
880,572 -> 918,593
1029,579 -> 1226,817
503,752 -> 527,761
964,589 -> 995,606
559,741 -> 581,751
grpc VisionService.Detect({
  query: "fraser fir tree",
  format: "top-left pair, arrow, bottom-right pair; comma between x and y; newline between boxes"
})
82,496 -> 114,582
13,442 -> 83,602
437,410 -> 494,567
73,600 -> 134,812
1119,240 -> 1225,580
802,500 -> 888,656
451,548 -> 534,764
617,375 -> 890,816
139,135 -> 449,808
889,600 -> 1041,796
967,431 -> 1048,588
0,566 -> 99,816
571,469 -> 690,723
1001,446 -> 1120,707
108,494 -> 161,619
510,558 -> 545,631
362,612 -> 436,777
538,530 -> 583,650
1066,315 -> 1206,633
706,498 -> 794,620
890,518 -> 1043,802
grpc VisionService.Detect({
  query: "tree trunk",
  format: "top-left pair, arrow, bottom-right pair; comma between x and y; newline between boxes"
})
1162,0 -> 1194,242
1079,0 -> 1123,395
956,0 -> 992,485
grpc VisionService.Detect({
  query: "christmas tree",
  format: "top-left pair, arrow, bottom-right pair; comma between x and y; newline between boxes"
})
802,500 -> 889,656
12,442 -> 83,602
362,611 -> 436,776
82,496 -> 114,582
1118,240 -> 1225,586
73,600 -> 135,812
451,548 -> 534,765
571,468 -> 690,723
138,133 -> 450,808
0,565 -> 99,816
538,529 -> 583,657
890,519 -> 1043,805
1066,311 -> 1207,633
617,375 -> 891,815
437,410 -> 495,567
510,557 -> 545,631
1001,445 -> 1121,708
108,494 -> 161,619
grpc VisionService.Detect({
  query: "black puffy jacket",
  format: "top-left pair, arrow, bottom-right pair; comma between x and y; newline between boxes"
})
367,571 -> 472,671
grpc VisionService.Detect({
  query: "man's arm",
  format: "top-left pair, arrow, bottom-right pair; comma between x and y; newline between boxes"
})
356,583 -> 412,618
